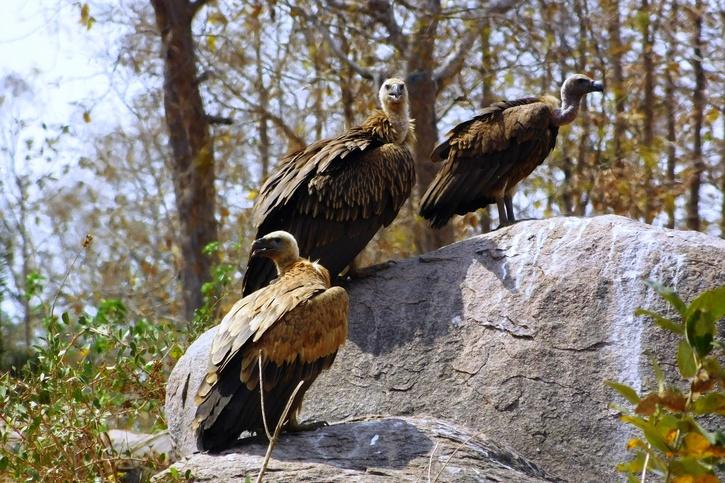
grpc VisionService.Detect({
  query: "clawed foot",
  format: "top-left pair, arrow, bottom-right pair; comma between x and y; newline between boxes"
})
346,260 -> 396,279
287,419 -> 329,433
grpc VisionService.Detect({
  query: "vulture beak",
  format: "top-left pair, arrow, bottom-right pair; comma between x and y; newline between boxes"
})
591,80 -> 604,92
250,238 -> 274,257
388,84 -> 404,101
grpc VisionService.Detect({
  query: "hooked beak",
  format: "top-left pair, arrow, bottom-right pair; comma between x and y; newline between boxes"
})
591,80 -> 604,92
388,84 -> 404,101
250,238 -> 274,257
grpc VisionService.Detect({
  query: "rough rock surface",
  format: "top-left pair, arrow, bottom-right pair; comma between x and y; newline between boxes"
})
154,416 -> 556,482
165,215 -> 725,480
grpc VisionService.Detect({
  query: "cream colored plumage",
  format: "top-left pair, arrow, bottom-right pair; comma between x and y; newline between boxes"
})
194,231 -> 348,452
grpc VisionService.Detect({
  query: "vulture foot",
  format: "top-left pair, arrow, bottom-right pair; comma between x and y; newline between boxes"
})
287,419 -> 329,433
345,260 -> 397,280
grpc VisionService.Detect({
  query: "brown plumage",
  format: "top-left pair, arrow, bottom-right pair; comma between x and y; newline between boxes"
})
242,77 -> 415,295
194,231 -> 348,452
420,74 -> 603,228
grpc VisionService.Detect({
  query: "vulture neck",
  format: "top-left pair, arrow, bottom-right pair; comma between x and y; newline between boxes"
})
273,254 -> 300,276
383,102 -> 409,144
552,92 -> 581,126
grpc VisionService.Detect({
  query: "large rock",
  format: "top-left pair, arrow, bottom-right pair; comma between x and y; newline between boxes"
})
165,215 -> 725,480
154,416 -> 556,482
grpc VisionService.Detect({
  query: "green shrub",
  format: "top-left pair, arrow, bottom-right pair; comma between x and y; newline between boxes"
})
0,304 -> 180,480
0,240 -> 237,481
607,281 -> 725,482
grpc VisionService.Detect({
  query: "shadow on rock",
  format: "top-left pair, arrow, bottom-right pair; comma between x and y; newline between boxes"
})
227,418 -> 432,471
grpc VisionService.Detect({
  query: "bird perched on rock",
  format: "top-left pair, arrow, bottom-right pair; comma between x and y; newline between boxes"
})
242,77 -> 416,295
420,74 -> 603,228
194,231 -> 348,452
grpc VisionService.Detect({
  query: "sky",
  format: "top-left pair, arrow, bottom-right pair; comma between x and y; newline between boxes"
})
0,0 -> 120,319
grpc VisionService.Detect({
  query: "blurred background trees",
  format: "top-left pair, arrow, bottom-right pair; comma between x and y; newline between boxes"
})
0,0 -> 723,359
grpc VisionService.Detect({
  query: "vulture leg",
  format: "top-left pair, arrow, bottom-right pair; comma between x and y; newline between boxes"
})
504,194 -> 516,224
496,198 -> 509,228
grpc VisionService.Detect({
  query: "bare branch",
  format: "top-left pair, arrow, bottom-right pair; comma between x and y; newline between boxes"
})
433,0 -> 520,90
256,379 -> 305,483
286,3 -> 376,80
433,28 -> 480,89
214,76 -> 306,150
206,114 -> 233,125
363,0 -> 409,53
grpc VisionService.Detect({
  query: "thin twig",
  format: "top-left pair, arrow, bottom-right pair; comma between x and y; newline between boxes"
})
432,437 -> 471,483
258,352 -> 273,441
50,234 -> 92,318
427,441 -> 440,483
641,446 -> 650,482
255,380 -> 305,483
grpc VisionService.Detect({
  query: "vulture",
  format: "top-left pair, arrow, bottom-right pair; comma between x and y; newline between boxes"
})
242,77 -> 415,295
194,231 -> 348,452
419,74 -> 603,228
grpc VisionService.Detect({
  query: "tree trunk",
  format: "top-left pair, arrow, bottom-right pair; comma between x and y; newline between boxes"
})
640,0 -> 656,224
477,20 -> 495,233
254,15 -> 270,180
573,0 -> 591,216
150,0 -> 218,323
407,1 -> 453,252
605,0 -> 628,216
686,0 -> 705,231
664,0 -> 678,229
338,19 -> 355,130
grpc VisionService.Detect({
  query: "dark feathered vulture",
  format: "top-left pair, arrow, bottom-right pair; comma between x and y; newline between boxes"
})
420,74 -> 603,228
242,77 -> 415,295
194,231 -> 348,452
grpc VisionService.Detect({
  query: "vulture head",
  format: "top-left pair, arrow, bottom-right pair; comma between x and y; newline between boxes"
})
554,74 -> 604,126
380,77 -> 408,113
250,231 -> 300,274
379,77 -> 409,142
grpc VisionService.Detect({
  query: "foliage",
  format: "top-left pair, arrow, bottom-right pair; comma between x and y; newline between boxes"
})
0,305 -> 174,479
606,281 -> 725,482
0,238 -> 241,481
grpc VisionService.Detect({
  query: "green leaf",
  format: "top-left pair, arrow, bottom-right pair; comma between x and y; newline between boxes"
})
692,392 -> 725,414
684,285 -> 725,358
606,381 -> 641,405
645,280 -> 686,315
677,339 -> 697,378
686,308 -> 715,358
651,357 -> 665,394
620,415 -> 672,454
669,457 -> 712,476
683,415 -> 718,445
687,285 -> 725,323
635,308 -> 683,334
616,451 -> 646,473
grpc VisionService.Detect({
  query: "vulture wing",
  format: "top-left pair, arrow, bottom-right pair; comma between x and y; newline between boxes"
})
243,123 -> 415,295
421,98 -> 558,228
194,262 -> 348,451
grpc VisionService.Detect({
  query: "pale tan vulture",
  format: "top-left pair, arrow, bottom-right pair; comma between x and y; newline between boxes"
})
194,231 -> 348,451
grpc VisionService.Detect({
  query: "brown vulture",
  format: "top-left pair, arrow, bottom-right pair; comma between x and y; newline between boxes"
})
242,77 -> 415,295
194,231 -> 348,452
420,74 -> 603,228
